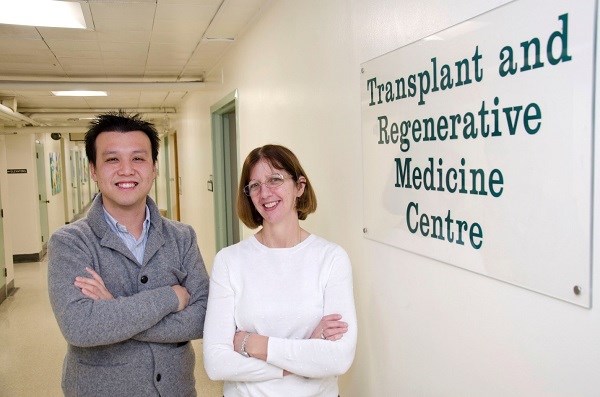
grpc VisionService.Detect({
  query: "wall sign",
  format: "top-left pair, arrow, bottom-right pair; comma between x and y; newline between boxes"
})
360,0 -> 595,307
7,169 -> 27,174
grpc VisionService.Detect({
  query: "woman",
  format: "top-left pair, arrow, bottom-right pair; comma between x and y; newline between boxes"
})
203,144 -> 357,396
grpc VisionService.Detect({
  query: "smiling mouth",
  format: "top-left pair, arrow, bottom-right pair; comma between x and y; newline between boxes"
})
116,182 -> 138,189
263,201 -> 279,209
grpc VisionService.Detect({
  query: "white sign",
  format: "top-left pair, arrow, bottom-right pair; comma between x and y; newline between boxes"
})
360,0 -> 595,307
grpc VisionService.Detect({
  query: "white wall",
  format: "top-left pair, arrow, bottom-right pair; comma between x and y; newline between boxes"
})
5,134 -> 41,255
0,136 -> 15,287
175,93 -> 219,269
3,133 -> 92,257
174,1 -> 600,395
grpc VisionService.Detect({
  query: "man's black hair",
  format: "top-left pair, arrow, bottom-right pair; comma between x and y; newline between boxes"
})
85,111 -> 160,165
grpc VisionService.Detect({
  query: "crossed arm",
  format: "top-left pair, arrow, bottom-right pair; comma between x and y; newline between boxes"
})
79,268 -> 347,357
75,267 -> 191,311
78,266 -> 349,377
231,313 -> 348,377
48,228 -> 209,347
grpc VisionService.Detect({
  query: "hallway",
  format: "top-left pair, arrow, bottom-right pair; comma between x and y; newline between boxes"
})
0,259 -> 223,396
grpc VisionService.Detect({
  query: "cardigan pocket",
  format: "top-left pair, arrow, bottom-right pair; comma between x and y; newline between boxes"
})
75,361 -> 147,397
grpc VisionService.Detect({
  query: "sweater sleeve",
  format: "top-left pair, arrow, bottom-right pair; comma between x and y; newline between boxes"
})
132,228 -> 209,343
48,229 -> 180,348
203,252 -> 284,382
266,247 -> 357,378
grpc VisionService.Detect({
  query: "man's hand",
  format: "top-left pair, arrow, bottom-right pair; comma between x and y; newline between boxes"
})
74,267 -> 114,300
171,285 -> 190,312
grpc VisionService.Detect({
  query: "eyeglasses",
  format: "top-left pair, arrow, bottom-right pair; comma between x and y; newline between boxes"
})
243,173 -> 289,196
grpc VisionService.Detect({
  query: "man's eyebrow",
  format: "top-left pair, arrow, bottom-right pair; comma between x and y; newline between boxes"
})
100,149 -> 150,156
131,149 -> 150,155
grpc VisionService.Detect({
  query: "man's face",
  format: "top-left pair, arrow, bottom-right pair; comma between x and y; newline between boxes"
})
90,130 -> 156,218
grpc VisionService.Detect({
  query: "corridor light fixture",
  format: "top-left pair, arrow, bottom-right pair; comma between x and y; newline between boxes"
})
203,37 -> 235,42
0,0 -> 86,29
52,91 -> 107,97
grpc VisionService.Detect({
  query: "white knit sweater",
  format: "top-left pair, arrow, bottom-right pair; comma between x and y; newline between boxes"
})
203,234 -> 357,397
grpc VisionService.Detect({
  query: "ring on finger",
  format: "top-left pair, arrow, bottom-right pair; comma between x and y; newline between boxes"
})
320,330 -> 326,340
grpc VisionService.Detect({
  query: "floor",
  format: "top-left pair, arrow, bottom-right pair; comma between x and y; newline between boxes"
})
0,258 -> 223,397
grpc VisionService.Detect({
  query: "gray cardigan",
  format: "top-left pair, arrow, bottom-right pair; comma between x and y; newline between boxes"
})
48,194 -> 209,397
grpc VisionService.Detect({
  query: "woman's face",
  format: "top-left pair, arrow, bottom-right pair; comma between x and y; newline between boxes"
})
247,159 -> 305,226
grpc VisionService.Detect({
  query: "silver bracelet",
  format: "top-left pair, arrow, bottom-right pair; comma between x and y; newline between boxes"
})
240,333 -> 251,357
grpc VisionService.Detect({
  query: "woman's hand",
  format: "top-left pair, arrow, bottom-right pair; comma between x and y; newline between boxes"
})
233,331 -> 269,361
233,331 -> 247,354
310,314 -> 348,341
74,267 -> 114,300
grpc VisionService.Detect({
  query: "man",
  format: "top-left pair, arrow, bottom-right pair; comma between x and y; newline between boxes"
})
48,112 -> 209,397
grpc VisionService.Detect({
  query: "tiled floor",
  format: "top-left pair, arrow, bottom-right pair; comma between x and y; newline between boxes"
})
0,258 -> 223,397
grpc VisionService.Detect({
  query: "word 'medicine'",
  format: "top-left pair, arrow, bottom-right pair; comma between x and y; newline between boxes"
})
394,157 -> 504,198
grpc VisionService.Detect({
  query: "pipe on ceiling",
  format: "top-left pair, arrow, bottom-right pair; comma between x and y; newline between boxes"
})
2,125 -> 174,135
0,80 -> 207,91
1,126 -> 86,134
20,107 -> 177,113
0,103 -> 43,126
27,112 -> 176,120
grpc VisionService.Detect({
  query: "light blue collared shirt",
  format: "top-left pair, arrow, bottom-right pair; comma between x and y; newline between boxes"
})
102,205 -> 151,265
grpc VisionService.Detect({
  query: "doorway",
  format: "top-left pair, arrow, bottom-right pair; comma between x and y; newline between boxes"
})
70,149 -> 82,216
163,132 -> 181,220
0,186 -> 5,303
35,141 -> 49,248
211,90 -> 240,252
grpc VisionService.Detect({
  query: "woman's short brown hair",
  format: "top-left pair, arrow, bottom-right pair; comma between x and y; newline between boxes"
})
237,144 -> 317,229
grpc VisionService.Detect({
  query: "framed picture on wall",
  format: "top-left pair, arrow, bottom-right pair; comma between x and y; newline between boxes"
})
49,152 -> 62,195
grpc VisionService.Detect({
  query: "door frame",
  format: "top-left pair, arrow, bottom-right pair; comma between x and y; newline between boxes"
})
35,141 -> 49,248
0,184 -> 5,304
211,90 -> 241,252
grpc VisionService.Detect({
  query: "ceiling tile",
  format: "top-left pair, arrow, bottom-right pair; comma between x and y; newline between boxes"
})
0,62 -> 64,75
205,0 -> 267,38
0,25 -> 40,39
155,3 -> 217,22
90,3 -> 156,32
54,50 -> 102,60
96,30 -> 152,43
157,0 -> 222,5
0,0 -> 269,127
0,53 -> 57,64
37,28 -> 98,41
0,38 -> 49,54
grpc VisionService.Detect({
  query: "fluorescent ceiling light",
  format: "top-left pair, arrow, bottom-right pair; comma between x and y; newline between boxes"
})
52,91 -> 107,97
203,37 -> 235,42
0,1 -> 86,29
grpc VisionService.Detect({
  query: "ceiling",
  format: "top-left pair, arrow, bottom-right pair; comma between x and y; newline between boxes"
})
0,0 -> 268,133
